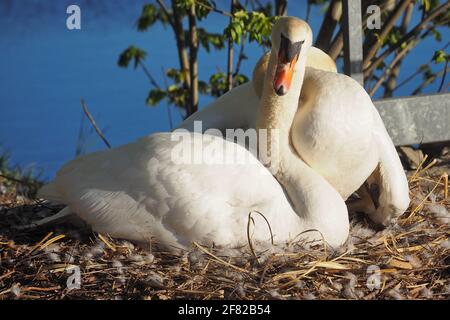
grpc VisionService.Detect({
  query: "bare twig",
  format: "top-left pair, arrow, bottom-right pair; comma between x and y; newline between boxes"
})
383,1 -> 414,97
155,0 -> 175,27
80,99 -> 111,149
194,0 -> 233,17
437,59 -> 449,93
1,165 -> 449,300
232,39 -> 246,78
392,42 -> 450,93
363,0 -> 413,69
328,0 -> 394,60
138,61 -> 160,89
369,40 -> 415,97
411,68 -> 447,95
364,1 -> 450,77
160,67 -> 174,129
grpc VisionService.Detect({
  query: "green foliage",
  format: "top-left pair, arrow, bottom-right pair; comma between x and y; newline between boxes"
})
385,27 -> 405,48
120,0 -> 450,109
194,28 -> 225,52
375,61 -> 386,71
175,0 -> 211,19
119,0 -> 280,117
118,46 -> 147,69
421,0 -> 431,12
146,89 -> 167,106
420,0 -> 440,12
253,1 -> 273,17
194,0 -> 213,20
166,68 -> 184,83
224,10 -> 277,46
0,149 -> 43,197
431,29 -> 442,42
423,66 -> 435,80
432,50 -> 449,63
137,4 -> 169,31
207,72 -> 248,97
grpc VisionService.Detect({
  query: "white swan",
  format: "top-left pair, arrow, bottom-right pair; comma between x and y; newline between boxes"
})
178,35 -> 410,226
37,17 -> 349,250
178,46 -> 337,133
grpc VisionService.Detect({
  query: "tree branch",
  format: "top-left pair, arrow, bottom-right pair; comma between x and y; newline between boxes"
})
305,0 -> 311,22
156,0 -> 175,27
138,61 -> 161,89
169,0 -> 191,90
275,0 -> 288,16
438,60 -> 449,93
411,67 -> 448,95
160,67 -> 174,129
383,1 -> 414,97
328,30 -> 343,60
363,0 -> 413,69
188,3 -> 199,116
368,40 -> 414,97
315,0 -> 342,52
391,41 -> 450,93
80,99 -> 111,149
232,39 -> 246,78
226,0 -> 236,92
364,1 -> 450,78
194,0 -> 233,17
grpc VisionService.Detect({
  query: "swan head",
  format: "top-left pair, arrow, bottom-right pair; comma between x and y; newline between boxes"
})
270,17 -> 313,96
252,47 -> 337,99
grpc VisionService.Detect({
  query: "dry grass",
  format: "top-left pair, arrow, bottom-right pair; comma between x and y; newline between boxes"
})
0,162 -> 448,300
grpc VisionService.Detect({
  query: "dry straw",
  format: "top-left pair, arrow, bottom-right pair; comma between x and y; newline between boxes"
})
0,157 -> 448,300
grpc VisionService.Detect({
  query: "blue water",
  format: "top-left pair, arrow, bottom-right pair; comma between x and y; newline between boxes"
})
0,0 -> 446,180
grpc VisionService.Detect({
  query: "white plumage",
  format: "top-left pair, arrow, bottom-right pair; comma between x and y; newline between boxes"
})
179,40 -> 410,226
39,132 -> 347,249
38,18 -> 351,250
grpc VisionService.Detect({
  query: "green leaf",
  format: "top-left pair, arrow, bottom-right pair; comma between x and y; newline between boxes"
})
422,0 -> 430,12
431,29 -> 442,42
197,28 -> 225,52
118,46 -> 147,69
432,50 -> 448,64
166,68 -> 183,83
146,89 -> 167,106
137,4 -> 160,31
195,0 -> 211,20
198,80 -> 209,94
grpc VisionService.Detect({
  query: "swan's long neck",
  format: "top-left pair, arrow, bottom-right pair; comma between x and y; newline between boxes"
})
253,19 -> 349,246
256,50 -> 306,172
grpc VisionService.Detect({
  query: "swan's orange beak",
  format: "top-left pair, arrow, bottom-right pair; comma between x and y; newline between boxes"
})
273,34 -> 302,96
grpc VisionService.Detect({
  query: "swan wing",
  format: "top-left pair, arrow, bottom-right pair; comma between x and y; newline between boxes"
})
368,110 -> 410,225
40,132 -> 301,248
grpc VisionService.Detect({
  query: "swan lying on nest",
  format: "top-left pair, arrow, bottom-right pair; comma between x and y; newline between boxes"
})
178,29 -> 410,227
36,17 -> 349,250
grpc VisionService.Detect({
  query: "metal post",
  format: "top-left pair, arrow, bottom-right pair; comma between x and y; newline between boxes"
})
339,1 -> 450,146
342,0 -> 364,85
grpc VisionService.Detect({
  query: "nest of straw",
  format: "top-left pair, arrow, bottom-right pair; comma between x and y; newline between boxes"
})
0,159 -> 448,300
